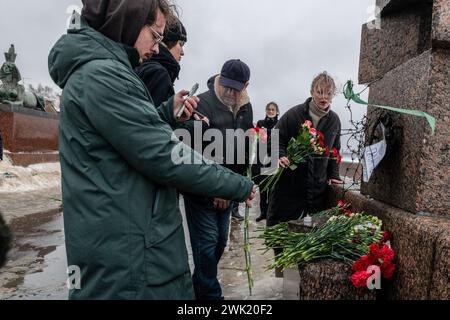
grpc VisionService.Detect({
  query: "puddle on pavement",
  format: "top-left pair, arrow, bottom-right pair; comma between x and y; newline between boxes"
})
0,211 -> 68,300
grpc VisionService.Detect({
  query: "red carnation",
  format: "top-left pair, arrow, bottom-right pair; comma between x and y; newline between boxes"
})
381,261 -> 396,279
351,271 -> 372,289
352,255 -> 373,272
336,154 -> 342,165
319,140 -> 325,148
303,121 -> 313,128
331,147 -> 339,157
380,244 -> 395,264
317,131 -> 325,141
325,146 -> 329,156
380,231 -> 393,244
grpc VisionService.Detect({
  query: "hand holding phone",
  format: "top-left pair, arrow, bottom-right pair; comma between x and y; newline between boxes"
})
176,83 -> 199,121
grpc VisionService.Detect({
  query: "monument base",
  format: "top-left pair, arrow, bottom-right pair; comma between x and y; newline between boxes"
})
0,103 -> 59,167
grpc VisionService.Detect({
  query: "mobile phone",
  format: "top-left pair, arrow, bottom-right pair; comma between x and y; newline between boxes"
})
176,83 -> 199,120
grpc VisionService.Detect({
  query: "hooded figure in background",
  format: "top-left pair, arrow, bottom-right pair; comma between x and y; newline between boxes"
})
136,17 -> 188,106
48,0 -> 254,300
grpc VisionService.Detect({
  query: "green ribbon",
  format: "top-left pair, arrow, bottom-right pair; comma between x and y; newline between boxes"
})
344,80 -> 436,135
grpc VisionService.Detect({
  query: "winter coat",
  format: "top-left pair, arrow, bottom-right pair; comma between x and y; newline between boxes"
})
183,75 -> 254,177
48,18 -> 253,300
267,98 -> 341,226
135,45 -> 181,107
253,116 -> 279,182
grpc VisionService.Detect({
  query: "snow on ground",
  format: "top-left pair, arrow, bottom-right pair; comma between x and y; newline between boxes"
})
0,154 -> 60,193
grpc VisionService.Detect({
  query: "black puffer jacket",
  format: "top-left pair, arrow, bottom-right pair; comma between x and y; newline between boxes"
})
135,45 -> 180,106
267,98 -> 341,226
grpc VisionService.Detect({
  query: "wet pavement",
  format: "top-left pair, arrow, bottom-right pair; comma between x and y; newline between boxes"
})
0,191 -> 283,300
0,210 -> 67,300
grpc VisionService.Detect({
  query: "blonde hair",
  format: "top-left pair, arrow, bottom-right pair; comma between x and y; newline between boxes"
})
311,72 -> 337,96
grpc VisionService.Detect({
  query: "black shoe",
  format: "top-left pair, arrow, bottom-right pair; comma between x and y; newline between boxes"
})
255,215 -> 266,222
231,211 -> 244,221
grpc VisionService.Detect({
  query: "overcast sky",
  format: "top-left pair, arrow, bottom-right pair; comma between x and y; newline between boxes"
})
0,0 -> 375,129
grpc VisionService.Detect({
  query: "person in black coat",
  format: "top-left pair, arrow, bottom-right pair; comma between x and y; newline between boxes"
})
255,102 -> 280,222
135,17 -> 187,106
267,72 -> 343,276
182,59 -> 254,300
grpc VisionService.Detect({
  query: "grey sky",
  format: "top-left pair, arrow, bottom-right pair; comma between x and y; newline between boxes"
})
1,0 -> 375,129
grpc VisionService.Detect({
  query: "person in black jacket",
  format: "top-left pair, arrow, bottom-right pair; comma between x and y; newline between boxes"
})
255,102 -> 280,222
183,59 -> 253,300
135,16 -> 187,106
267,72 -> 343,276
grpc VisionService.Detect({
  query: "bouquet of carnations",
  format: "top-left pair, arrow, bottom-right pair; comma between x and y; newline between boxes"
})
259,121 -> 341,192
260,201 -> 396,289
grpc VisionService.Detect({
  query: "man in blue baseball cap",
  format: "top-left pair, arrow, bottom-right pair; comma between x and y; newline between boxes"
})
182,59 -> 253,300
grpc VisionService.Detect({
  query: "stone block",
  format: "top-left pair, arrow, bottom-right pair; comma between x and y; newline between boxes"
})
298,260 -> 377,300
360,49 -> 450,215
328,186 -> 450,299
359,2 -> 432,83
0,103 -> 59,166
432,0 -> 450,47
430,230 -> 450,299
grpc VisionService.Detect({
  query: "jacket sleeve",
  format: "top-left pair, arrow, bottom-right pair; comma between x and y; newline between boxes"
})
274,113 -> 290,159
83,62 -> 253,202
327,117 -> 342,180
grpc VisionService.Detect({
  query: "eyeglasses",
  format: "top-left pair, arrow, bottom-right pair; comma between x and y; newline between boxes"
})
149,26 -> 164,45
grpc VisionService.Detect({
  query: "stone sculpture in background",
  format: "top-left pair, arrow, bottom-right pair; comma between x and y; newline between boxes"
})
0,44 -> 58,113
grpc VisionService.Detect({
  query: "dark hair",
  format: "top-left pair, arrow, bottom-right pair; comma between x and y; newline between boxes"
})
146,0 -> 173,26
266,102 -> 279,114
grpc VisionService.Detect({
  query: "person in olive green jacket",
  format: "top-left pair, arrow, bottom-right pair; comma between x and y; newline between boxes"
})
48,0 -> 255,300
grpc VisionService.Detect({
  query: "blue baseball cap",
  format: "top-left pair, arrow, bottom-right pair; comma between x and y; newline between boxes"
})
219,59 -> 250,91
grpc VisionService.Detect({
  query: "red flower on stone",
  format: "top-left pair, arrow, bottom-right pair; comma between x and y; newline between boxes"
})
352,255 -> 373,272
380,231 -> 393,244
351,270 -> 372,289
381,261 -> 396,279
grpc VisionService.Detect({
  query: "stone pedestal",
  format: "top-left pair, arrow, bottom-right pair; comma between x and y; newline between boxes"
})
283,219 -> 377,300
0,103 -> 59,166
329,186 -> 450,300
359,0 -> 450,215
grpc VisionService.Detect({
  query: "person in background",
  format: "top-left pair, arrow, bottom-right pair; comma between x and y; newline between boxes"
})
48,0 -> 255,299
255,101 -> 280,222
267,72 -> 343,277
136,16 -> 187,106
183,59 -> 253,300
